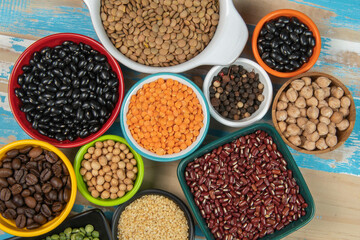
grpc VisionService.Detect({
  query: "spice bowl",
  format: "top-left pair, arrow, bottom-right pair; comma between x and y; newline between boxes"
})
203,58 -> 273,128
74,135 -> 144,207
272,72 -> 356,154
8,33 -> 125,148
83,0 -> 248,73
111,189 -> 195,240
120,73 -> 210,162
8,209 -> 112,240
0,139 -> 77,237
177,123 -> 315,240
252,9 -> 321,78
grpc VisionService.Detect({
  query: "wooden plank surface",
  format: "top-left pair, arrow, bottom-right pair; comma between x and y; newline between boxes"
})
0,0 -> 359,239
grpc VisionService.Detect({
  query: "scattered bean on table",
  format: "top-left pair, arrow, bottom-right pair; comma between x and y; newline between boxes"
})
126,78 -> 204,155
100,0 -> 219,66
15,41 -> 119,142
0,146 -> 71,229
185,130 -> 308,239
258,16 -> 315,72
117,194 -> 188,240
80,139 -> 137,199
210,65 -> 265,120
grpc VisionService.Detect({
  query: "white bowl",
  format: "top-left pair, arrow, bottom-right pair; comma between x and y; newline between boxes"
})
203,58 -> 273,128
83,0 -> 248,73
120,73 -> 210,162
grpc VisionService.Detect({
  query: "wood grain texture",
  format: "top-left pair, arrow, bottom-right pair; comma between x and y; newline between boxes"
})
0,0 -> 359,239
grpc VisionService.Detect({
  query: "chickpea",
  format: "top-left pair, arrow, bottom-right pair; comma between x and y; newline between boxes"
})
91,190 -> 100,198
326,134 -> 337,148
127,185 -> 134,191
119,144 -> 127,150
103,165 -> 111,173
110,162 -> 118,170
119,183 -> 127,191
95,141 -> 104,148
318,100 -> 328,109
288,135 -> 301,146
303,140 -> 316,151
94,148 -> 102,157
80,168 -> 87,176
276,110 -> 287,122
115,142 -> 121,149
328,97 -> 341,109
328,123 -> 336,135
331,86 -> 344,99
276,101 -> 288,111
95,185 -> 104,192
84,153 -> 91,160
290,79 -> 305,91
106,153 -> 113,161
307,106 -> 319,119
306,97 -> 318,107
278,122 -> 287,132
117,169 -> 126,180
300,108 -> 307,117
118,161 -> 126,169
111,178 -> 119,186
133,167 -> 138,174
124,178 -> 133,185
336,119 -> 349,131
339,107 -> 349,117
286,124 -> 301,136
107,139 -> 115,146
103,141 -> 108,148
299,86 -> 313,99
91,154 -> 97,160
107,146 -> 114,153
117,190 -> 125,198
130,159 -> 137,165
91,161 -> 101,170
91,169 -> 99,177
295,97 -> 306,109
112,156 -> 120,163
126,162 -> 134,170
314,88 -> 325,101
127,153 -> 134,159
316,138 -> 328,150
320,107 -> 333,118
110,186 -> 119,193
102,148 -> 109,155
88,186 -> 95,192
319,116 -> 331,125
110,193 -> 118,199
307,131 -> 320,142
103,182 -> 110,190
287,105 -> 300,118
101,191 -> 110,199
84,161 -> 91,171
304,121 -> 316,134
104,175 -> 112,182
123,148 -> 130,154
315,76 -> 331,88
124,159 -> 130,163
296,117 -> 308,129
330,111 -> 343,124
85,172 -> 92,181
323,87 -> 331,98
340,96 -> 351,108
113,148 -> 121,155
98,169 -> 105,176
87,181 -> 93,187
286,88 -> 298,102
97,176 -> 105,185
312,82 -> 320,90
99,156 -> 108,166
120,152 -> 126,160
88,147 -> 95,154
127,171 -> 135,179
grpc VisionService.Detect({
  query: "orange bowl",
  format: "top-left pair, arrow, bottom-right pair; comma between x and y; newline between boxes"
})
252,9 -> 321,78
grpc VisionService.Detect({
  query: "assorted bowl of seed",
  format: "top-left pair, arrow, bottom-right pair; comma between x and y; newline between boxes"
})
204,58 -> 273,128
74,135 -> 144,206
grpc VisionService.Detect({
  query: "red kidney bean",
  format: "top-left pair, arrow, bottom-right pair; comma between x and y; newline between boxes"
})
185,130 -> 308,240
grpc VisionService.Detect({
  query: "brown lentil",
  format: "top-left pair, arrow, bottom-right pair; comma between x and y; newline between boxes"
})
117,195 -> 188,240
100,0 -> 219,67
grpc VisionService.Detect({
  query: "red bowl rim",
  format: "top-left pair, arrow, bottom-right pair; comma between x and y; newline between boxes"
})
251,9 -> 321,78
8,33 -> 124,148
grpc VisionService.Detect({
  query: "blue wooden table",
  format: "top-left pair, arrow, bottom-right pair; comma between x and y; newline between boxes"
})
0,0 -> 359,239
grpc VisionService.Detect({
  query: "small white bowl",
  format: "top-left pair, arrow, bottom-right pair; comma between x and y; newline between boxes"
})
203,58 -> 273,128
120,73 -> 210,162
83,0 -> 248,73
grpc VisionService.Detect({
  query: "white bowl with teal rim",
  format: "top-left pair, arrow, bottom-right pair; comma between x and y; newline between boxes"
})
120,73 -> 210,162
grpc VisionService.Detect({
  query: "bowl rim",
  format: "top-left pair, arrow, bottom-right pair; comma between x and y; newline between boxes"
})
110,188 -> 195,240
251,9 -> 321,78
120,73 -> 210,162
177,123 -> 315,240
0,139 -> 77,237
8,33 -> 125,148
203,57 -> 273,128
272,71 -> 356,154
73,134 -> 144,206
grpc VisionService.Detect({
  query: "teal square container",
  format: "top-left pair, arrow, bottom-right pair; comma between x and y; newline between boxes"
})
177,123 -> 315,239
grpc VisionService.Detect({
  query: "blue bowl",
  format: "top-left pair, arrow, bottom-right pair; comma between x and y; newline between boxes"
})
120,73 -> 210,162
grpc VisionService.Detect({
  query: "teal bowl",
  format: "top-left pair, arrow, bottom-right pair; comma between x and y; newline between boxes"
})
177,123 -> 315,239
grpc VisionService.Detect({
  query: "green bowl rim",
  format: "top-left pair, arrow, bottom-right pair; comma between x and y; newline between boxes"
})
74,134 -> 144,206
177,123 -> 315,240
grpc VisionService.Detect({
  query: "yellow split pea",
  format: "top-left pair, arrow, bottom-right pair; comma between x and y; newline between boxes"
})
127,78 -> 204,155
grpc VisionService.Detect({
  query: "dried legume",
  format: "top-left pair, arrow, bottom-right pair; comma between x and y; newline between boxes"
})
117,194 -> 188,240
127,78 -> 204,155
100,0 -> 219,67
185,130 -> 308,239
80,139 -> 137,199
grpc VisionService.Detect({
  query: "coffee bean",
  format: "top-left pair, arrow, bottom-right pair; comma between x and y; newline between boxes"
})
25,208 -> 35,218
34,184 -> 42,193
28,147 -> 43,158
14,169 -> 25,182
19,146 -> 32,154
11,184 -> 22,195
26,173 -> 38,185
52,164 -> 62,177
0,188 -> 11,201
25,196 -> 37,208
5,200 -> 16,209
26,161 -> 37,169
0,178 -> 8,187
0,168 -> 13,177
63,188 -> 71,203
11,158 -> 21,170
45,151 -> 58,164
52,202 -> 63,212
61,163 -> 69,175
34,214 -> 47,224
27,223 -> 40,229
21,189 -> 31,198
3,208 -> 16,220
41,183 -> 52,194
0,201 -> 5,212
6,149 -> 19,158
26,218 -> 34,226
16,214 -> 27,228
40,204 -> 52,218
34,193 -> 43,202
7,177 -> 16,185
17,207 -> 25,215
50,177 -> 63,189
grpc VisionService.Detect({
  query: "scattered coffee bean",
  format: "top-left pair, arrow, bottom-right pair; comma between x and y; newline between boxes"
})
209,65 -> 265,120
258,16 -> 315,72
15,41 -> 119,142
0,146 -> 71,229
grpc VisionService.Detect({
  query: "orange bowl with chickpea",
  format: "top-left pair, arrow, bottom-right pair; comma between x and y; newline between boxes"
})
74,135 -> 144,206
120,73 -> 210,162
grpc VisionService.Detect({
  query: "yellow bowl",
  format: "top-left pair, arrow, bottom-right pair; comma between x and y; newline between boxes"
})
0,140 -> 77,237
